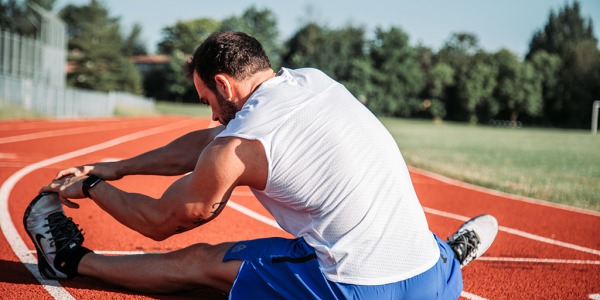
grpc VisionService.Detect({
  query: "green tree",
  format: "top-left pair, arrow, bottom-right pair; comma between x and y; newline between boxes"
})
421,62 -> 454,120
493,49 -> 542,123
157,18 -> 220,55
366,26 -> 424,117
528,50 -> 561,121
220,6 -> 280,68
164,51 -> 190,102
281,23 -> 326,68
526,1 -> 596,59
60,0 -> 142,94
281,23 -> 371,102
27,0 -> 55,11
0,0 -> 40,37
456,59 -> 497,123
526,1 -> 600,128
438,32 -> 498,123
152,18 -> 220,102
559,40 -> 600,128
122,23 -> 147,56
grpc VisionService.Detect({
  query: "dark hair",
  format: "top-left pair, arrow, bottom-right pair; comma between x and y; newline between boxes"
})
184,31 -> 271,93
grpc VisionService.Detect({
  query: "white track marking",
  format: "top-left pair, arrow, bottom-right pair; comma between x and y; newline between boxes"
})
0,119 -> 197,299
410,167 -> 600,217
589,294 -> 600,300
461,291 -> 488,300
424,207 -> 600,256
0,118 -> 116,131
227,201 -> 282,230
0,119 -> 168,144
498,225 -> 600,256
478,257 -> 600,265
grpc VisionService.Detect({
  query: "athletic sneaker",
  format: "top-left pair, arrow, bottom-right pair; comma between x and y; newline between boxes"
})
447,214 -> 498,268
23,192 -> 86,279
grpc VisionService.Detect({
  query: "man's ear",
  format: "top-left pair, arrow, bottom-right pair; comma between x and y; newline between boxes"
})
214,74 -> 233,100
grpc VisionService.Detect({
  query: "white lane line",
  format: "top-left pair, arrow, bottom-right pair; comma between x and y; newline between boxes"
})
227,200 -> 282,230
0,119 -> 198,300
478,257 -> 600,265
0,119 -> 113,131
410,166 -> 600,217
0,119 -> 170,144
461,291 -> 488,300
424,207 -> 600,256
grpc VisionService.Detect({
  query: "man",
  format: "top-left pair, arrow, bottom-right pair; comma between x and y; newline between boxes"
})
24,31 -> 498,298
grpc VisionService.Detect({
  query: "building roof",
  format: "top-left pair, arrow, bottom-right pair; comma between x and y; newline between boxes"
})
131,55 -> 170,64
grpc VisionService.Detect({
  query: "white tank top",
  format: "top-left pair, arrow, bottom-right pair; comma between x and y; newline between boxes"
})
217,68 -> 439,285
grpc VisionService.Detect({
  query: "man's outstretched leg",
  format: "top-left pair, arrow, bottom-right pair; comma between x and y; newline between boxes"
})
24,192 -> 241,294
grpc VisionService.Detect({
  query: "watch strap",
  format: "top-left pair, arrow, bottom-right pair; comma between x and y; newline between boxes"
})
82,175 -> 103,198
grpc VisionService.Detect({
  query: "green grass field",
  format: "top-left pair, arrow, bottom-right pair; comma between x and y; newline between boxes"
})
382,118 -> 600,212
2,102 -> 598,211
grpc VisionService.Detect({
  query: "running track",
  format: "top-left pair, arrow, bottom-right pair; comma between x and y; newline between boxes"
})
0,116 -> 598,299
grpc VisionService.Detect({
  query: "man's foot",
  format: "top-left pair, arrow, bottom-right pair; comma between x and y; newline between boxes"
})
23,192 -> 87,279
447,214 -> 498,268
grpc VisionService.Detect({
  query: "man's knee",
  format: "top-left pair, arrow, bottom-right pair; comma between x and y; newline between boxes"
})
163,242 -> 239,289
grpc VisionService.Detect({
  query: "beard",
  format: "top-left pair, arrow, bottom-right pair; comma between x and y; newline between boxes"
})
215,91 -> 239,126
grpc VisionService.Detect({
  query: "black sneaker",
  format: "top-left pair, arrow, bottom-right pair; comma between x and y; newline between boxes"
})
447,214 -> 498,268
23,192 -> 85,279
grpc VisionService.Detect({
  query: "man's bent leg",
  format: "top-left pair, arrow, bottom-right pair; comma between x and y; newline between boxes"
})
78,242 -> 242,294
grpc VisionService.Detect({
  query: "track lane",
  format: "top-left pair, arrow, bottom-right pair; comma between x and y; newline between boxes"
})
1,117 -> 598,299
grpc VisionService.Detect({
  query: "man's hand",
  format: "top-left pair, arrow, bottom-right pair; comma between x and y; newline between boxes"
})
40,174 -> 88,208
55,162 -> 122,181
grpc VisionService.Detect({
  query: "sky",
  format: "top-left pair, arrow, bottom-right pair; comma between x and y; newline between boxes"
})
54,0 -> 600,58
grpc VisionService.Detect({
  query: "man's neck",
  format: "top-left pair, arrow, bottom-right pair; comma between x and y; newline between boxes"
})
237,69 -> 276,103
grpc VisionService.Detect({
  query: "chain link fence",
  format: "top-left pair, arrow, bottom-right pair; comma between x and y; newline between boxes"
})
0,3 -> 154,118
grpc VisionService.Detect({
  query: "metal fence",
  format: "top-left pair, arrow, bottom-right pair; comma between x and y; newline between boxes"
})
0,1 -> 67,88
0,3 -> 154,118
0,74 -> 154,118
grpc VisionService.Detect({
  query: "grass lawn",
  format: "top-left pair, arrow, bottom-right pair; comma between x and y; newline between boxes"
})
382,118 -> 600,212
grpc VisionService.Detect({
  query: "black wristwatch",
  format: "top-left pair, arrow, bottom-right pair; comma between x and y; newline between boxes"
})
82,175 -> 104,198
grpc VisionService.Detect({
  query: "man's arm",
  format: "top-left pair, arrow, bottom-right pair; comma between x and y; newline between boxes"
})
44,136 -> 267,240
55,125 -> 225,180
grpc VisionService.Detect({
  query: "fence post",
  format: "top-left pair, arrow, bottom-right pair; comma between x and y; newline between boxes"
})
593,100 -> 600,135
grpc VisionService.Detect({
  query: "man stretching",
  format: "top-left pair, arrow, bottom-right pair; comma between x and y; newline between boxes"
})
25,31 -> 498,299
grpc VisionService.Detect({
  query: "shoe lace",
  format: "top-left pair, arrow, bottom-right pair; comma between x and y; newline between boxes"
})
43,212 -> 84,254
448,229 -> 480,266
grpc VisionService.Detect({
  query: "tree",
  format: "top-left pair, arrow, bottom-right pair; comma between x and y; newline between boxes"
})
456,59 -> 497,123
559,40 -> 600,128
366,26 -> 424,117
438,32 -> 498,123
281,23 -> 371,102
421,61 -> 454,120
157,18 -> 220,55
437,32 -> 480,69
493,49 -> 542,123
27,0 -> 55,11
526,1 -> 596,59
60,0 -> 142,94
122,23 -> 147,56
150,18 -> 220,101
528,51 -> 561,122
0,0 -> 43,37
220,6 -> 280,68
281,23 -> 326,68
526,0 -> 600,128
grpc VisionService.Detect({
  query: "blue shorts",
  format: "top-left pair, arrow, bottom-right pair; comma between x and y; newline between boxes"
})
223,234 -> 463,299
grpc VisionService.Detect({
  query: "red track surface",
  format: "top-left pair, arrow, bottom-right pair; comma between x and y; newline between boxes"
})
1,116 -> 598,299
